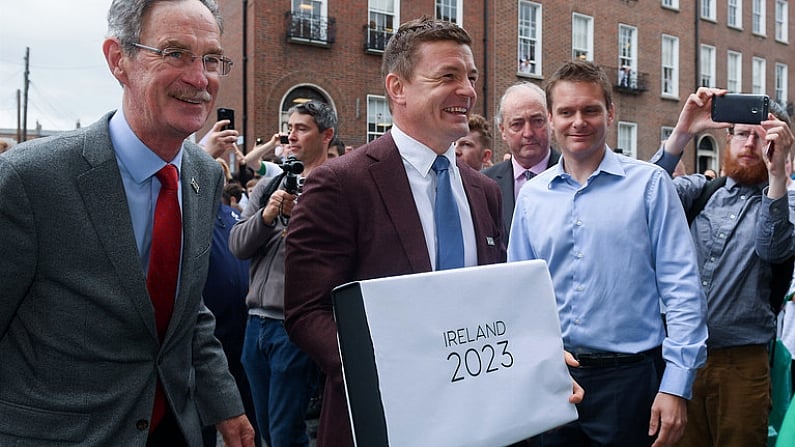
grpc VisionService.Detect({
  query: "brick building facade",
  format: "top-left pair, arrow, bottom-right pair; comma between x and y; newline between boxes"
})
208,0 -> 793,174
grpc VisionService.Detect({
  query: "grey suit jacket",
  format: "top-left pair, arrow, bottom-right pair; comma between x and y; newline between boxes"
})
482,149 -> 560,238
0,112 -> 244,445
284,131 -> 506,447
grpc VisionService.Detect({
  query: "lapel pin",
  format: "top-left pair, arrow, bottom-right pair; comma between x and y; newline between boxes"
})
486,236 -> 495,246
191,178 -> 200,194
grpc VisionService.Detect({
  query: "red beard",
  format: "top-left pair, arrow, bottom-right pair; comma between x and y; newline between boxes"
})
722,144 -> 768,185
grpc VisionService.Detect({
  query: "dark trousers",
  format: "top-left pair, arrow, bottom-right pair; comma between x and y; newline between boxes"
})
528,348 -> 664,447
147,410 -> 187,447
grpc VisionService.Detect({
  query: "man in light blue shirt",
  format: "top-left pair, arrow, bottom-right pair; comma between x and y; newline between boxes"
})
508,60 -> 707,447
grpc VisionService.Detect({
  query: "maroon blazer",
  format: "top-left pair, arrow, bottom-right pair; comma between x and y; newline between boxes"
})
284,131 -> 506,447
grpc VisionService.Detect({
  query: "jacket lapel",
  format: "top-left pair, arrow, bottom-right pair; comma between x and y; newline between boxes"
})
76,115 -> 159,341
367,134 -> 433,272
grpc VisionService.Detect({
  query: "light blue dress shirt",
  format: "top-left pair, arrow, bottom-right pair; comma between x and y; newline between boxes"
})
109,109 -> 184,275
508,148 -> 708,399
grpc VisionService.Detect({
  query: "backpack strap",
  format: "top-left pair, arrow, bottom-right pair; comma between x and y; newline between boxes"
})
686,176 -> 727,225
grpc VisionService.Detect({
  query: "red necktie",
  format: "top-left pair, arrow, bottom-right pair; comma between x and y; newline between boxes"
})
146,164 -> 181,431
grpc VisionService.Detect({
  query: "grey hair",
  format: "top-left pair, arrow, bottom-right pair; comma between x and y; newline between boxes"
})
107,0 -> 224,54
288,101 -> 338,136
494,82 -> 546,127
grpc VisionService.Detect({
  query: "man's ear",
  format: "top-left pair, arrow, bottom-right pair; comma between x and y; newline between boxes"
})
482,148 -> 493,164
103,38 -> 128,86
385,73 -> 405,106
321,128 -> 335,148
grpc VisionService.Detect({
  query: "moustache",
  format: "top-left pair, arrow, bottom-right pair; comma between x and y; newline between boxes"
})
171,89 -> 212,104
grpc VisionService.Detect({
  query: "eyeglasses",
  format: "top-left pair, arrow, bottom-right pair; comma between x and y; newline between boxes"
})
730,129 -> 763,143
132,43 -> 233,76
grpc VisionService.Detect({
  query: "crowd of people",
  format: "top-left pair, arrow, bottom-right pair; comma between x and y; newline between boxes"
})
1,1 -> 795,447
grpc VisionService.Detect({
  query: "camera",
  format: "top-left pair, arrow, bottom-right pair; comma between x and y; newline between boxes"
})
279,155 -> 305,194
279,134 -> 289,145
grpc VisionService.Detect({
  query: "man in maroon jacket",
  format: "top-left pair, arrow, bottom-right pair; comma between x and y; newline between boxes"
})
283,16 -> 506,447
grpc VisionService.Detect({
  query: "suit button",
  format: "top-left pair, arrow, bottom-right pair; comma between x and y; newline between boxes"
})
136,419 -> 149,431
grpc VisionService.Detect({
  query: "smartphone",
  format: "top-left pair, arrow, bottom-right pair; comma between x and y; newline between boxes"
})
711,94 -> 769,125
280,135 -> 289,144
217,108 -> 235,130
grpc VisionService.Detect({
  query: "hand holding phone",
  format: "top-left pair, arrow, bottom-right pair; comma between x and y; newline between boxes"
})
766,141 -> 775,160
217,108 -> 235,130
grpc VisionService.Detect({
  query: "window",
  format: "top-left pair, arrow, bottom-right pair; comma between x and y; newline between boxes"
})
752,0 -> 766,35
436,0 -> 461,24
662,0 -> 679,10
775,63 -> 788,105
661,35 -> 679,97
368,0 -> 397,52
776,0 -> 789,42
727,51 -> 742,92
367,95 -> 392,142
697,136 -> 718,174
290,0 -> 329,42
661,126 -> 674,142
572,13 -> 594,61
518,1 -> 542,76
617,122 -> 638,159
701,0 -> 716,20
728,0 -> 742,29
618,24 -> 638,88
700,45 -> 716,87
752,57 -> 766,94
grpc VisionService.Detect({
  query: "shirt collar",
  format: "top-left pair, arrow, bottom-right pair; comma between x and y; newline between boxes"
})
109,108 -> 184,184
392,124 -> 457,178
511,149 -> 551,180
548,145 -> 623,185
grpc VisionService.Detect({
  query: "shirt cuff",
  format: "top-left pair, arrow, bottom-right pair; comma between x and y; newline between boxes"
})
659,362 -> 697,400
651,145 -> 682,176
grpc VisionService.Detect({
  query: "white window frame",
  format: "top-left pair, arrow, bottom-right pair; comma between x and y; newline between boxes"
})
617,122 -> 638,159
618,24 -> 638,88
572,13 -> 594,61
775,63 -> 789,105
661,35 -> 679,98
727,50 -> 743,93
368,0 -> 398,52
753,0 -> 766,35
517,1 -> 543,76
367,95 -> 392,143
752,57 -> 767,94
702,0 -> 717,20
727,0 -> 742,29
662,0 -> 679,10
292,0 -> 329,40
436,0 -> 462,25
776,0 -> 789,42
700,45 -> 716,88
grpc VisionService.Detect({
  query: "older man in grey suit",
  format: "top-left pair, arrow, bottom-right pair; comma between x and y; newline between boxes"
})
0,0 -> 254,445
483,82 -> 560,238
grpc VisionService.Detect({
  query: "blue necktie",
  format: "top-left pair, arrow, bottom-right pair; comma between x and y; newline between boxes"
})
432,156 -> 464,270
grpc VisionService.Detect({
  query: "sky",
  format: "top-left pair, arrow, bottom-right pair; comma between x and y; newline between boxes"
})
0,0 -> 122,134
